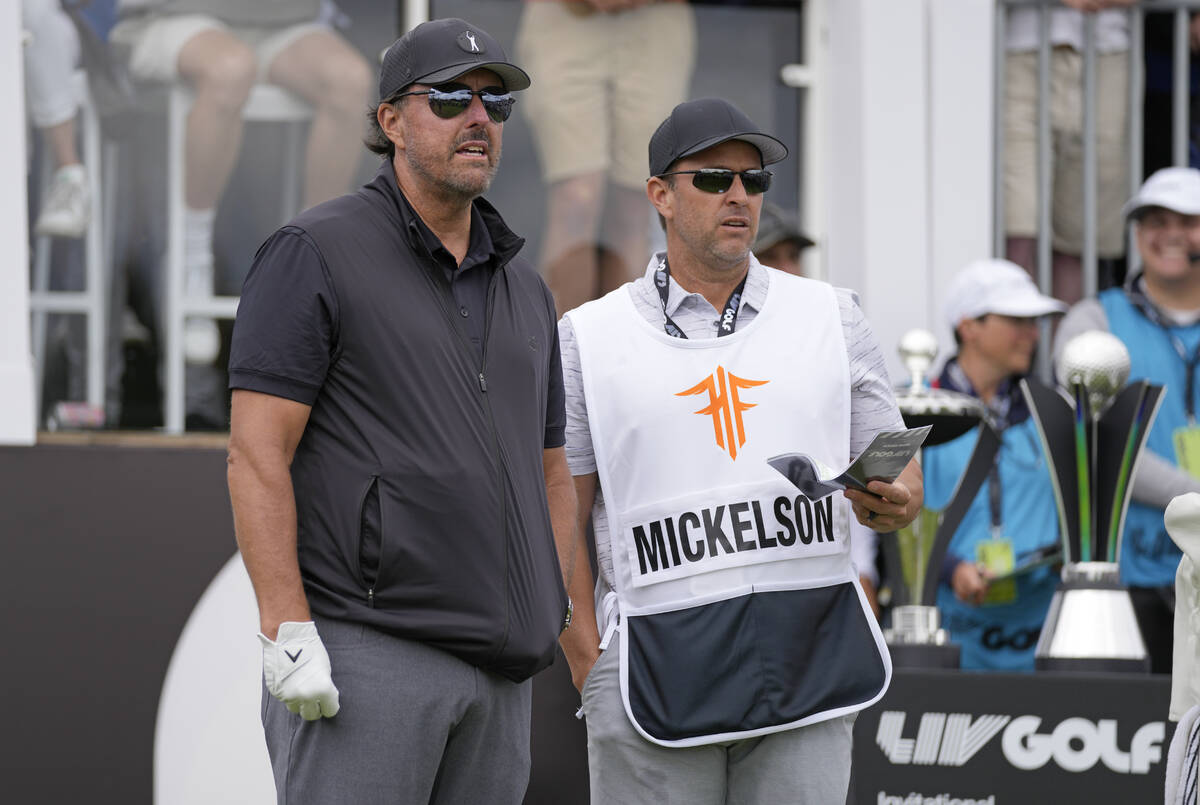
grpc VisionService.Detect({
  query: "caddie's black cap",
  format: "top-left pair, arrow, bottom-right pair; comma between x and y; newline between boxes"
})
648,98 -> 788,178
378,18 -> 530,101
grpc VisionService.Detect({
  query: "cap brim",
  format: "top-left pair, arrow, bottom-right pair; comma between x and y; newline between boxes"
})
415,61 -> 531,91
677,131 -> 789,168
988,296 -> 1068,318
1124,198 -> 1200,220
755,230 -> 815,251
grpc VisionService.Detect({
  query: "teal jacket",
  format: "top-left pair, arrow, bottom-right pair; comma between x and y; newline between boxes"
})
930,416 -> 1060,671
1099,287 -> 1194,587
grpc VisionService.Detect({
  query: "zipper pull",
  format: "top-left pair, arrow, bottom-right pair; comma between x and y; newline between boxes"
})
478,372 -> 488,392
367,588 -> 375,608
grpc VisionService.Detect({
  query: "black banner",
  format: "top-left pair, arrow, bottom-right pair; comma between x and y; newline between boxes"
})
852,669 -> 1172,805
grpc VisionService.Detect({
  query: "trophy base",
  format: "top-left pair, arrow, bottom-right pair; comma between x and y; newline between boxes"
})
887,641 -> 962,669
1035,655 -> 1150,673
1034,562 -> 1150,674
883,605 -> 961,669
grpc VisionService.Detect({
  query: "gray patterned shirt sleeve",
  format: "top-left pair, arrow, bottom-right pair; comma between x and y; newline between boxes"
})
837,287 -> 906,457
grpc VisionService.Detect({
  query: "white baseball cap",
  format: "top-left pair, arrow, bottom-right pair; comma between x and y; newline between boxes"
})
944,258 -> 1067,330
1123,167 -> 1200,220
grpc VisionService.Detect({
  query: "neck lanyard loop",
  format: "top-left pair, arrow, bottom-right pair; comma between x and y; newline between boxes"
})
654,256 -> 748,339
987,463 -> 1003,538
1130,283 -> 1200,423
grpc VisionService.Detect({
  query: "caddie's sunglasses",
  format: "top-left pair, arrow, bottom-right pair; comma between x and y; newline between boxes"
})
657,169 -> 773,195
395,83 -> 515,123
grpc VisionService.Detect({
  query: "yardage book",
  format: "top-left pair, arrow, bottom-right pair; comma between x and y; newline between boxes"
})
767,426 -> 931,500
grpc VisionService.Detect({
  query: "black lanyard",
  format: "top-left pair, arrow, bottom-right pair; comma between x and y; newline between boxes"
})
1130,282 -> 1200,423
985,421 -> 1043,539
654,256 -> 748,339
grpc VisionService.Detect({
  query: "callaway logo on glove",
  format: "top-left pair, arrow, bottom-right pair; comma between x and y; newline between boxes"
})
259,621 -> 340,721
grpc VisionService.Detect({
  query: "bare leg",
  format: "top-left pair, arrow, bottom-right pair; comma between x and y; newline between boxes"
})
267,30 -> 372,208
1006,235 -> 1036,277
42,118 -> 80,168
1051,251 -> 1083,304
543,172 -> 605,316
598,183 -> 650,293
176,30 -> 256,210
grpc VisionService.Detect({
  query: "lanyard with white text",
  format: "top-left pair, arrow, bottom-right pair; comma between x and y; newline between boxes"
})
654,256 -> 748,339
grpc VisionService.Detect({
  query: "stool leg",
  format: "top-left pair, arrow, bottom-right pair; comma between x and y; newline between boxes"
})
280,120 -> 304,223
81,82 -> 105,412
102,138 -> 122,423
165,87 -> 188,433
30,149 -> 54,424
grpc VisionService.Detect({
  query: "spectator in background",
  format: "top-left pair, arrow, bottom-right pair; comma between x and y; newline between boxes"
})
1142,10 -> 1200,177
1055,167 -> 1200,674
515,0 -> 695,315
751,201 -> 813,277
1004,0 -> 1137,304
109,0 -> 371,390
24,0 -> 89,239
929,260 -> 1066,671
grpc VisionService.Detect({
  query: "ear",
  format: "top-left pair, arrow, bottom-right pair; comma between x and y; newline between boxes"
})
378,101 -> 405,151
957,317 -> 980,346
646,177 -> 674,225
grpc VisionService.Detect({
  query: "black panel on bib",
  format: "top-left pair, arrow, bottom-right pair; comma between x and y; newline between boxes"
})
625,584 -> 885,742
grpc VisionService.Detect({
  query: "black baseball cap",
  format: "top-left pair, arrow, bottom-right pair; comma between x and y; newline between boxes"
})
648,98 -> 788,178
378,18 -> 531,101
754,202 -> 815,252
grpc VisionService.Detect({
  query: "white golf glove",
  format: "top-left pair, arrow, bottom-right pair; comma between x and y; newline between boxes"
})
259,621 -> 340,721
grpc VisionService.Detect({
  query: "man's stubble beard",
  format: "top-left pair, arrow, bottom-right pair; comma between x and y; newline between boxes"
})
404,133 -> 501,203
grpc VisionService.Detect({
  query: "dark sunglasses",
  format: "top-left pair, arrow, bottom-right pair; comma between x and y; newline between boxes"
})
657,168 -> 773,195
395,83 -> 515,123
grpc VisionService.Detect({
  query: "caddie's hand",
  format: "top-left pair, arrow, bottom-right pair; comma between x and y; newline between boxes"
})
259,621 -> 340,721
845,478 -> 914,532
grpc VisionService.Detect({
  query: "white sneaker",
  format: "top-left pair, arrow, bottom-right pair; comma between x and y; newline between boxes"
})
183,254 -> 220,364
35,164 -> 90,239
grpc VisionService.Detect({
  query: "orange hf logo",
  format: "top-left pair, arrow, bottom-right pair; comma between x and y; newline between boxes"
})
677,366 -> 768,460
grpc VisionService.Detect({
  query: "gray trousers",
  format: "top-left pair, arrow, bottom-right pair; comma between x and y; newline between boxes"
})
581,633 -> 856,805
261,616 -> 533,805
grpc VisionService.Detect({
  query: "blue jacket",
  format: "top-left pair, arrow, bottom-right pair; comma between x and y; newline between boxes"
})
930,417 -> 1060,671
1100,287 -> 1193,587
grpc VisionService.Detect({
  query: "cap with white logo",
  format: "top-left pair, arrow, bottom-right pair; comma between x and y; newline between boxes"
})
377,17 -> 530,101
1123,167 -> 1200,221
648,98 -> 788,178
944,258 -> 1067,330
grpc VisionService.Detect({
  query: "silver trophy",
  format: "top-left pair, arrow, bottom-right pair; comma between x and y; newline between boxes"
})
1022,330 -> 1163,672
884,330 -> 990,668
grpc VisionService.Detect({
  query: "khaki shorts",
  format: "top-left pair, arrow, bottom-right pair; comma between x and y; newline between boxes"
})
515,1 -> 696,189
110,13 -> 328,83
1004,49 -> 1129,258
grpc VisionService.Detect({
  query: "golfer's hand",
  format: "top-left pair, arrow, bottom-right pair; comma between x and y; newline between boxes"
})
259,621 -> 340,720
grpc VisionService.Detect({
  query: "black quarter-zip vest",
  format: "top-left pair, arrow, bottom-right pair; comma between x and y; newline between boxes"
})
281,168 -> 566,682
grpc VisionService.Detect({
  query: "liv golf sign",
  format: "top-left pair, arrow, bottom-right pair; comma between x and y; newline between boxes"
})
876,711 -> 1164,773
851,670 -> 1172,804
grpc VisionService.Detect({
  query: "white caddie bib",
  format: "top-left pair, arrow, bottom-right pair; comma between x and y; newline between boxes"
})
568,266 -> 891,747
